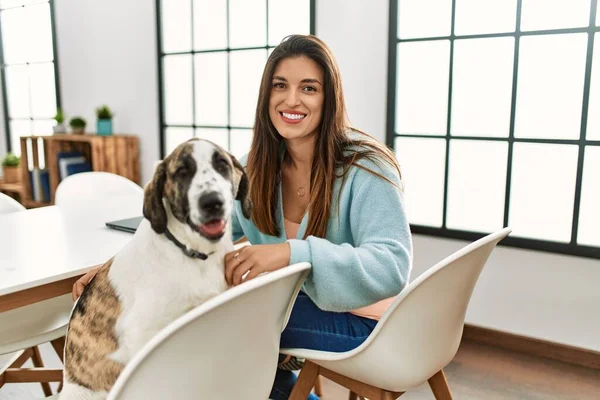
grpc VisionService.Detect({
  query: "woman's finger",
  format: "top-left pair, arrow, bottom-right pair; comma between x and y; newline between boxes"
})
241,266 -> 263,284
225,247 -> 250,284
224,250 -> 237,263
72,282 -> 83,301
232,260 -> 253,286
226,245 -> 249,261
224,256 -> 238,285
72,282 -> 79,301
71,268 -> 100,301
82,268 -> 100,283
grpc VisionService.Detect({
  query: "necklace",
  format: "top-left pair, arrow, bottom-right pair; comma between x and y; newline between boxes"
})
297,183 -> 307,197
297,177 -> 310,197
285,162 -> 311,197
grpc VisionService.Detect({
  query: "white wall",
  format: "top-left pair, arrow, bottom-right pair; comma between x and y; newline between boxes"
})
316,0 -> 389,142
317,0 -> 600,352
54,0 -> 160,184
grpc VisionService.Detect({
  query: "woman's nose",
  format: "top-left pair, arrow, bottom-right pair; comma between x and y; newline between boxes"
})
285,90 -> 300,106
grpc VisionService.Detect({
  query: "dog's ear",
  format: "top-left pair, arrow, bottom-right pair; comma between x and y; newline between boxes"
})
229,154 -> 252,219
143,160 -> 168,233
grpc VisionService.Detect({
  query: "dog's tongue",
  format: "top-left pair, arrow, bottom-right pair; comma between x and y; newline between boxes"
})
200,219 -> 226,236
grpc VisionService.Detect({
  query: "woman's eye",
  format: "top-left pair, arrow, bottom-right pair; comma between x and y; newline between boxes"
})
303,86 -> 317,92
273,82 -> 285,89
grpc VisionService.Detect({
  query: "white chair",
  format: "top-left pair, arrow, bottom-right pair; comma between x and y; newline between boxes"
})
54,171 -> 143,208
0,193 -> 67,396
0,192 -> 25,214
45,262 -> 311,399
285,228 -> 512,400
0,297 -> 72,395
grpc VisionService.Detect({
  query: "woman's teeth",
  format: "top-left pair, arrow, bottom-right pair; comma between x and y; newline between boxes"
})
282,112 -> 306,120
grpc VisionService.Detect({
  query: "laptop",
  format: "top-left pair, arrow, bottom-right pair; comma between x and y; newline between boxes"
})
105,216 -> 143,233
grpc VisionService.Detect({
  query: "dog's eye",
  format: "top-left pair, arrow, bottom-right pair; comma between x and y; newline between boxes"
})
175,167 -> 189,177
216,158 -> 229,171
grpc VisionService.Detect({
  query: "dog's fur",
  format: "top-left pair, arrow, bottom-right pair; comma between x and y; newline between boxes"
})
60,139 -> 251,399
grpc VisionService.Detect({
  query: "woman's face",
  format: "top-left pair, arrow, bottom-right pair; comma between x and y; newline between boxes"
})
269,56 -> 324,142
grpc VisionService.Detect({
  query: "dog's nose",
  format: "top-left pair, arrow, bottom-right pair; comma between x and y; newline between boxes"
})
198,192 -> 224,214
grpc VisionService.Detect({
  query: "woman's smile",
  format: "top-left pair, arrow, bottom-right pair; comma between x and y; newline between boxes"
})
279,110 -> 308,124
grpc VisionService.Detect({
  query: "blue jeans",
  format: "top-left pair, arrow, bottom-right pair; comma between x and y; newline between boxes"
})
270,292 -> 378,400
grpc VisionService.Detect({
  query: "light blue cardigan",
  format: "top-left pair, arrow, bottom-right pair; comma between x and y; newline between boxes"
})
232,153 -> 413,313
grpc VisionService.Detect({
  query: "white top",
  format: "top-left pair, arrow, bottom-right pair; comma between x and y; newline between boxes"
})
0,194 -> 142,296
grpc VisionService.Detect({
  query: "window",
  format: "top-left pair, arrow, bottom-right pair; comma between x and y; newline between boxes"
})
388,0 -> 600,258
0,0 -> 60,157
157,0 -> 315,160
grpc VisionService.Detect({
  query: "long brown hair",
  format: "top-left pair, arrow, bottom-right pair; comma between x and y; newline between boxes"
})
247,34 -> 401,238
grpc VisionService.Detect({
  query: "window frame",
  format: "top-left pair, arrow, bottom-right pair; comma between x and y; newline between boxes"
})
156,0 -> 316,159
0,0 -> 62,153
387,0 -> 600,259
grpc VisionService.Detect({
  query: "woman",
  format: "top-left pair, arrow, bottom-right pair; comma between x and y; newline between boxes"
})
224,34 -> 412,399
74,35 -> 412,399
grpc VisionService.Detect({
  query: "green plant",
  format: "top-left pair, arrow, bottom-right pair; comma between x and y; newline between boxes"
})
54,108 -> 65,124
2,152 -> 20,167
70,117 -> 87,129
95,105 -> 114,119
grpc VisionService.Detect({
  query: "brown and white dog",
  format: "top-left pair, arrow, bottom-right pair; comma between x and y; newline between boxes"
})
60,139 -> 252,399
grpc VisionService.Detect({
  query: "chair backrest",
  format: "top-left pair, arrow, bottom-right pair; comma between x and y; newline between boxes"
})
326,228 -> 511,391
107,262 -> 311,400
54,172 -> 143,208
0,192 -> 25,214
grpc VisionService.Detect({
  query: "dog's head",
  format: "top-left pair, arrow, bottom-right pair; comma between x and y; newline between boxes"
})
143,139 -> 252,241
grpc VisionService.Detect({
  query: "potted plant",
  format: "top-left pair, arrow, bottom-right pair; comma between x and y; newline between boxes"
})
95,105 -> 114,136
1,152 -> 21,183
52,108 -> 66,134
70,117 -> 87,135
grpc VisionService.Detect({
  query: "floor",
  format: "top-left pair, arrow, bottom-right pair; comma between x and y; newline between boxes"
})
319,340 -> 600,400
1,340 -> 599,399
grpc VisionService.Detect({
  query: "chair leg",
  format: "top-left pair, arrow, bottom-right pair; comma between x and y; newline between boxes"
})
428,369 -> 453,400
314,375 -> 323,396
290,361 -> 320,400
351,389 -> 398,400
51,337 -> 66,363
8,348 -> 34,368
51,337 -> 66,392
1,349 -> 32,389
381,391 -> 400,400
30,346 -> 53,397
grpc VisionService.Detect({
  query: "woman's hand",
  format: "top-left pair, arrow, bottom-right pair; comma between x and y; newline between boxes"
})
72,267 -> 101,300
224,243 -> 291,286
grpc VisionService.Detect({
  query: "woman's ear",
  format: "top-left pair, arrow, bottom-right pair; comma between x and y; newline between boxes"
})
229,154 -> 253,219
143,160 -> 168,233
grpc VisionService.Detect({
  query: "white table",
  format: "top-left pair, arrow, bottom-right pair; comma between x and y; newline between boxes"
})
0,194 -> 142,312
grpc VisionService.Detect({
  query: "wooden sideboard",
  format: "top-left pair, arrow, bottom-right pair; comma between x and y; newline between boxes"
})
19,134 -> 140,207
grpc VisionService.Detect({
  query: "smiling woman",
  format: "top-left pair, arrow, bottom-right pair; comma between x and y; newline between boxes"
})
226,34 -> 413,400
